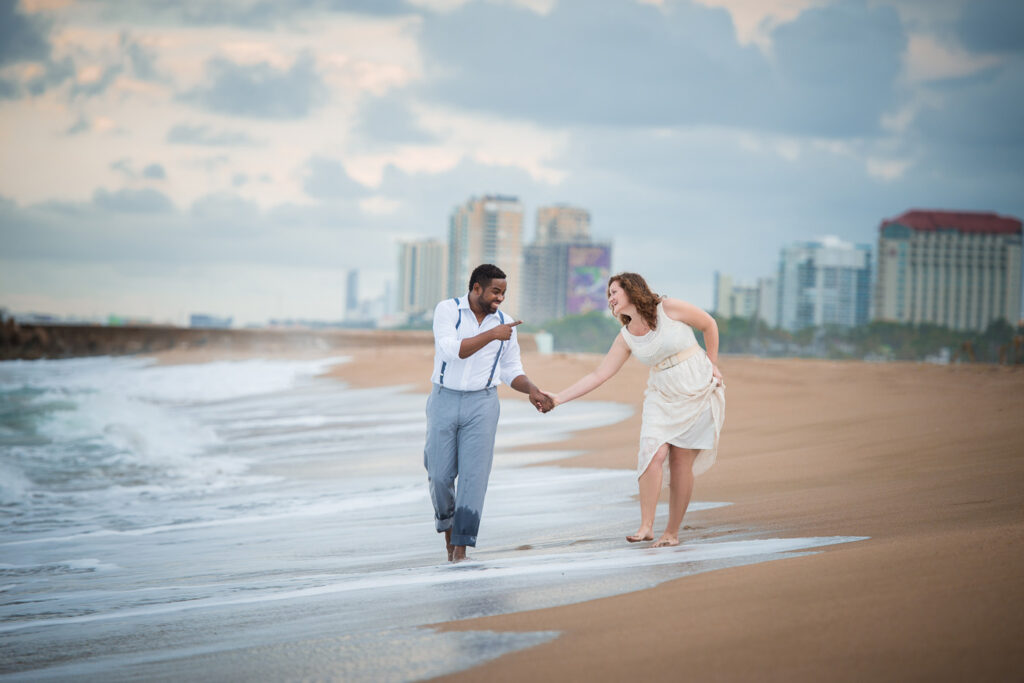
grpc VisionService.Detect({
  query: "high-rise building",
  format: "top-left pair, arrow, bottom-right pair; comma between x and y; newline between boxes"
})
875,210 -> 1022,331
777,237 -> 871,331
447,195 -> 524,317
521,205 -> 612,324
345,269 -> 359,320
397,239 -> 447,318
523,241 -> 613,323
535,205 -> 591,245
757,277 -> 778,329
712,273 -> 778,327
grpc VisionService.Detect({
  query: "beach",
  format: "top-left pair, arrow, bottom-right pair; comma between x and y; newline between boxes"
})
330,347 -> 1024,682
2,342 -> 1021,681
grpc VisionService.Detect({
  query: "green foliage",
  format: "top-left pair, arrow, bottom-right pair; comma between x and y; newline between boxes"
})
529,310 -> 621,353
714,314 -> 1022,363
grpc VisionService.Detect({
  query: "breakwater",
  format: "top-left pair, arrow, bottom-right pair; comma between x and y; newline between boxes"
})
1,321 -> 538,361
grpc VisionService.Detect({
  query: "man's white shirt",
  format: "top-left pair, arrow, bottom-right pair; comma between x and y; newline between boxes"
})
431,297 -> 525,391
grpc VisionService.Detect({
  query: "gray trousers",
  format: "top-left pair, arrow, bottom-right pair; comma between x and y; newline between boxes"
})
423,384 -> 500,547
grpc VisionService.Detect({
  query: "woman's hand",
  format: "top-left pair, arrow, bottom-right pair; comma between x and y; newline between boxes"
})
712,364 -> 724,387
541,390 -> 561,407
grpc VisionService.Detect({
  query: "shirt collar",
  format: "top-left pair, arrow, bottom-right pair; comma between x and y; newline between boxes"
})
459,295 -> 503,322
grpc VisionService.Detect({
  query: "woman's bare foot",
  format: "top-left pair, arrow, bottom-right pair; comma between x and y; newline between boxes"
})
451,545 -> 468,563
626,527 -> 654,543
651,534 -> 679,548
445,529 -> 454,562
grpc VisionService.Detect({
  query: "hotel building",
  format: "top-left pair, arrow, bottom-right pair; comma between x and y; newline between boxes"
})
397,239 -> 447,318
447,195 -> 524,317
874,210 -> 1022,331
777,237 -> 872,331
521,205 -> 612,324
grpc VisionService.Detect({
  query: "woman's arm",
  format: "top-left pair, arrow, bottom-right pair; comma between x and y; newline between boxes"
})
550,334 -> 631,406
662,297 -> 723,383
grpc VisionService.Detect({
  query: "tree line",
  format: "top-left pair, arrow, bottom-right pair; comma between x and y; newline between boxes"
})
529,311 -> 1024,364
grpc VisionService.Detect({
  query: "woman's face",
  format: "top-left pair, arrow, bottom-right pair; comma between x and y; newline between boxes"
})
607,280 -> 631,316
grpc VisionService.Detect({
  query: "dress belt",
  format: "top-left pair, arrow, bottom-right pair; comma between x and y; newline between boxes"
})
653,344 -> 703,371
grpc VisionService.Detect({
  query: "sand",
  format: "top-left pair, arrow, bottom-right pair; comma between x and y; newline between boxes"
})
325,347 -> 1024,682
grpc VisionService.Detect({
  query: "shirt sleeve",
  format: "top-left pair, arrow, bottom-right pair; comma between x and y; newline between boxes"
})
498,326 -> 526,386
433,300 -> 461,363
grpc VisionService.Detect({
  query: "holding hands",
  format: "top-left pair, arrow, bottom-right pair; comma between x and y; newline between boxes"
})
529,387 -> 555,413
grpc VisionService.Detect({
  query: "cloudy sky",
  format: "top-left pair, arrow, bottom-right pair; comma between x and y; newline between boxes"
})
1,0 -> 1021,325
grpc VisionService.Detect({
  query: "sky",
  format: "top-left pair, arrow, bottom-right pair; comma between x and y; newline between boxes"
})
0,0 -> 1022,325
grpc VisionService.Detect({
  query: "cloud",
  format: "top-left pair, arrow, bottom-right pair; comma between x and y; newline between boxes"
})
142,163 -> 166,180
25,55 -> 73,94
354,93 -> 436,146
417,0 -> 905,137
0,0 -> 51,65
189,192 -> 262,228
113,0 -> 415,27
767,1 -> 906,136
166,123 -> 260,146
956,0 -> 1024,55
92,187 -> 175,213
120,31 -> 162,80
182,53 -> 327,119
302,156 -> 370,200
916,57 -> 1024,146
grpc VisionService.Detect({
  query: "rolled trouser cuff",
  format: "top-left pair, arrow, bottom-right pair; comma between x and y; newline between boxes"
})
450,533 -> 476,547
435,517 -> 453,532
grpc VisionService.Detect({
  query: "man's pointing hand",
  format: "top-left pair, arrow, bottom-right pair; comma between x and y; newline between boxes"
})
491,320 -> 522,341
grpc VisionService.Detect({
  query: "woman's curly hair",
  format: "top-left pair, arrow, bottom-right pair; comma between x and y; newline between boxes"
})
608,272 -> 662,330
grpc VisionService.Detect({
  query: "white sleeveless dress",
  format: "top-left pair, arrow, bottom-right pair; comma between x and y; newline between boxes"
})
620,301 -> 726,479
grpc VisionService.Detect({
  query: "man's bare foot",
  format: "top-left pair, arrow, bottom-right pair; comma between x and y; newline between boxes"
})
626,527 -> 654,543
651,534 -> 679,548
451,545 -> 468,563
445,529 -> 454,562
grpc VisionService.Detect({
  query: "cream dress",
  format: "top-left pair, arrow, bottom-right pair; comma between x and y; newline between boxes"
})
620,301 -> 726,479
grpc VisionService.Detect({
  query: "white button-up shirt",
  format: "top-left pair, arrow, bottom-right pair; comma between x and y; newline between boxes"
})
430,297 -> 525,391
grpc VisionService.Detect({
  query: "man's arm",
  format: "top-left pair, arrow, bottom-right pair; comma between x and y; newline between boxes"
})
510,374 -> 554,413
458,320 -> 521,359
499,327 -> 553,412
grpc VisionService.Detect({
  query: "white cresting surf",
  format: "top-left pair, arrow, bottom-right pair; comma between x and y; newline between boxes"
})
0,356 -> 866,682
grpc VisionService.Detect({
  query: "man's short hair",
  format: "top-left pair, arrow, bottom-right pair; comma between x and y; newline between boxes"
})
469,264 -> 506,292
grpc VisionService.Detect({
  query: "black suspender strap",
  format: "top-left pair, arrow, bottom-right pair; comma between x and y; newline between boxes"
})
486,310 -> 505,388
439,297 -> 461,386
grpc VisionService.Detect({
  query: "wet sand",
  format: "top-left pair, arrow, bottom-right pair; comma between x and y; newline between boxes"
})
328,348 -> 1024,682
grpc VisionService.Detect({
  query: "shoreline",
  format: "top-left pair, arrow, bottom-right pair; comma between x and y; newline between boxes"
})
135,344 -> 1024,681
326,347 -> 1024,682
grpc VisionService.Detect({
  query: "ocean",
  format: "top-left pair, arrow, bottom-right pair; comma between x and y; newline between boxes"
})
0,356 -> 865,681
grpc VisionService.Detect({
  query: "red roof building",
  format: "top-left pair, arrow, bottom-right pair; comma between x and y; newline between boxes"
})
880,209 -> 1022,236
876,209 -> 1022,331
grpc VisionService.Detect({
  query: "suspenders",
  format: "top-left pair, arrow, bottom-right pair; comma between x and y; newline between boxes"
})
438,298 -> 505,389
486,311 -> 505,388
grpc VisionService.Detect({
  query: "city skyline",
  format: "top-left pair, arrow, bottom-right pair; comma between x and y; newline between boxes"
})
2,0 -> 1023,325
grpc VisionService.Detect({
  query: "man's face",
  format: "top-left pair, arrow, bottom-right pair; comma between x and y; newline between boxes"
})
474,278 -> 507,313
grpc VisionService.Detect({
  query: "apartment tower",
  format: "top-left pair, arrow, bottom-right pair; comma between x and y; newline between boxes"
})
447,195 -> 524,317
875,210 -> 1022,331
397,239 -> 447,318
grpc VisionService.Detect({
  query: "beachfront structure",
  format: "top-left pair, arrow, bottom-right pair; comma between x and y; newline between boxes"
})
397,239 -> 447,318
447,195 -> 524,317
713,273 -> 778,328
522,241 -> 613,324
345,269 -> 359,320
874,210 -> 1022,331
534,205 -> 591,245
777,237 -> 871,332
521,204 -> 612,324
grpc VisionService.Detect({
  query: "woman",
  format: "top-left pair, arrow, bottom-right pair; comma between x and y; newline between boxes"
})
545,273 -> 725,547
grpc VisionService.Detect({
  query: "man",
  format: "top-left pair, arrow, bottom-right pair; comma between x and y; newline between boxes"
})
424,263 -> 553,562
